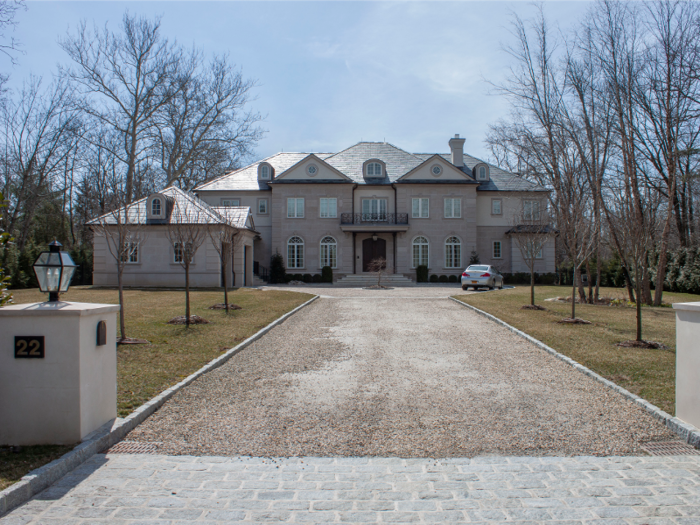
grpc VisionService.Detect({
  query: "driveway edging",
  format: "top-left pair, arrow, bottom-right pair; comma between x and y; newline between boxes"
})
0,294 -> 319,518
449,295 -> 700,449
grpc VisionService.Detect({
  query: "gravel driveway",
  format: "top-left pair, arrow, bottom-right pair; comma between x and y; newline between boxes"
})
128,289 -> 674,457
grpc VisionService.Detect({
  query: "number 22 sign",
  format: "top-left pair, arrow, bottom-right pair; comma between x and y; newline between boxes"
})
14,336 -> 45,359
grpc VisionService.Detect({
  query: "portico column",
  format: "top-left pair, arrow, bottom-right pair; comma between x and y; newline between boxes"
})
352,232 -> 356,274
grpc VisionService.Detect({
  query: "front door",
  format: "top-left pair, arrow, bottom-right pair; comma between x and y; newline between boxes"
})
362,237 -> 387,272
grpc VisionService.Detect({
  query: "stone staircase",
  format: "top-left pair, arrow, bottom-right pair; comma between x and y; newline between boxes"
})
252,275 -> 267,286
334,273 -> 415,287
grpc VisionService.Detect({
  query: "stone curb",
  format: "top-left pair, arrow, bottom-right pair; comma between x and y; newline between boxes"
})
449,296 -> 700,449
0,294 -> 319,517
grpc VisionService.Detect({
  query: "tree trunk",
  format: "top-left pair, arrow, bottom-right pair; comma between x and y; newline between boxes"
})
577,267 -> 586,304
586,259 -> 593,304
623,265 -> 636,303
595,248 -> 601,304
642,263 -> 652,305
653,245 -> 669,306
118,269 -> 126,341
223,266 -> 229,314
635,266 -> 642,342
571,255 -> 577,320
530,267 -> 535,306
185,263 -> 191,329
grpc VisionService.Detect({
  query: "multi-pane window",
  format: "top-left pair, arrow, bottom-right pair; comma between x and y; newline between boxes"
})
412,198 -> 429,218
121,242 -> 139,264
222,199 -> 240,207
151,198 -> 161,216
444,198 -> 461,218
260,165 -> 270,179
258,199 -> 268,214
287,198 -> 304,218
493,241 -> 502,259
320,198 -> 337,218
320,236 -> 337,268
287,236 -> 304,268
492,199 -> 502,215
412,236 -> 429,268
478,166 -> 487,180
361,198 -> 387,221
444,237 -> 461,268
523,200 -> 541,221
366,162 -> 382,176
173,242 -> 193,264
525,242 -> 544,259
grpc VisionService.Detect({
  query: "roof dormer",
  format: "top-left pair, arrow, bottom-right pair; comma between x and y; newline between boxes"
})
258,162 -> 274,181
474,163 -> 490,182
146,192 -> 174,224
363,158 -> 386,179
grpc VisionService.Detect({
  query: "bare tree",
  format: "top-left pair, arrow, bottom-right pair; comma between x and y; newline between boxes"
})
90,195 -> 147,342
508,204 -> 554,308
206,217 -> 243,314
165,195 -> 208,328
155,53 -> 263,190
0,76 -> 79,250
0,0 -> 25,85
60,13 -> 181,204
367,257 -> 389,288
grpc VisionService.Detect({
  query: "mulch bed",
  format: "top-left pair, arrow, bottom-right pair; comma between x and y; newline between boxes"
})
364,285 -> 392,290
521,305 -> 546,310
118,337 -> 150,345
208,304 -> 242,310
167,315 -> 210,325
616,340 -> 667,350
557,317 -> 592,324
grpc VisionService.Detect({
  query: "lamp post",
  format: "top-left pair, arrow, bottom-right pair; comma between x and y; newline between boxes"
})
32,241 -> 78,302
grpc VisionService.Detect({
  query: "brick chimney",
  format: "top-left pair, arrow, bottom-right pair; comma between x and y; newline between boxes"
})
449,134 -> 466,167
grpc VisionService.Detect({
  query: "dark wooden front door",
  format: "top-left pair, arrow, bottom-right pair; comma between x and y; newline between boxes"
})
362,237 -> 387,272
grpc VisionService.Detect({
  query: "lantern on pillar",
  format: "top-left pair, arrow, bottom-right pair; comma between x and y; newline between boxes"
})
32,241 -> 78,302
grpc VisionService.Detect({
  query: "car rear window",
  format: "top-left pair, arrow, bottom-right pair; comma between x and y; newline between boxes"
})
467,265 -> 489,271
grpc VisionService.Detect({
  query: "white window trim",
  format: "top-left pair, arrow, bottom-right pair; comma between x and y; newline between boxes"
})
258,198 -> 268,215
411,236 -> 430,269
361,198 -> 388,220
491,198 -> 502,216
444,198 -> 462,219
319,236 -> 338,269
366,161 -> 383,177
492,240 -> 502,259
173,242 -> 196,265
222,199 -> 240,207
444,236 -> 462,268
287,236 -> 305,269
287,198 -> 305,218
412,198 -> 429,219
319,198 -> 338,219
151,198 -> 162,216
122,242 -> 139,264
523,200 -> 541,221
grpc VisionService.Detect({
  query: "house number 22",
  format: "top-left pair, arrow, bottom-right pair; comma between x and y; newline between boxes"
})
14,336 -> 45,359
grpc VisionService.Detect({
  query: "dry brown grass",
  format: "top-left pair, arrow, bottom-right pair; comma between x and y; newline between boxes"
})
455,285 -> 699,416
2,286 -> 312,491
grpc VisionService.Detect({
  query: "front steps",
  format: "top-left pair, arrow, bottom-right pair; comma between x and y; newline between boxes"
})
252,275 -> 267,286
334,273 -> 415,287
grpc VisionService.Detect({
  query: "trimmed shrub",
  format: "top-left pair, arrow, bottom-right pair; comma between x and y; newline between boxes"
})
269,251 -> 286,284
312,273 -> 322,283
469,251 -> 480,265
292,273 -> 303,281
429,274 -> 439,283
284,274 -> 293,283
416,265 -> 429,282
438,275 -> 448,283
321,265 -> 333,283
302,273 -> 312,283
448,274 -> 458,283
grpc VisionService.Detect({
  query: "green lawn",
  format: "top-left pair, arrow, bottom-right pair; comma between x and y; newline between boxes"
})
454,285 -> 697,417
1,286 -> 313,491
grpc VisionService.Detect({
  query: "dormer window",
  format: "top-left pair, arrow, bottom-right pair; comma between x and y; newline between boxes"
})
258,162 -> 274,180
476,164 -> 490,181
261,165 -> 270,179
366,162 -> 382,177
151,198 -> 162,216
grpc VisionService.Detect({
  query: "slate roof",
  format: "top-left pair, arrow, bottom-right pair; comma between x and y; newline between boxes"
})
89,186 -> 256,230
196,142 -> 546,193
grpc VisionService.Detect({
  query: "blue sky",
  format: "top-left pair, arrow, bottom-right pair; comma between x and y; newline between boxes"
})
6,1 -> 591,163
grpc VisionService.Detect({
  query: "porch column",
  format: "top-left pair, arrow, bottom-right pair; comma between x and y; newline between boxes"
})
352,232 -> 356,274
393,232 -> 397,274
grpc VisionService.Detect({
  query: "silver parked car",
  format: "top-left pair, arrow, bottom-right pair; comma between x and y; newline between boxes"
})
461,265 -> 504,291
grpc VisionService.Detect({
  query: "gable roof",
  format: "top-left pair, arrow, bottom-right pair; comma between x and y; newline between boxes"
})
395,153 -> 478,184
323,142 -> 424,184
271,153 -> 354,183
88,186 -> 257,231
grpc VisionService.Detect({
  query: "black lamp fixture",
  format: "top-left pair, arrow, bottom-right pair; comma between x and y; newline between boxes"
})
372,233 -> 378,242
33,241 -> 78,302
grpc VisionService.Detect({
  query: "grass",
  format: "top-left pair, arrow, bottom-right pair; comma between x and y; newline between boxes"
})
454,285 -> 698,417
1,285 -> 313,491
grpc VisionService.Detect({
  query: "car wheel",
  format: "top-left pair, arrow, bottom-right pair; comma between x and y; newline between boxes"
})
462,285 -> 468,291
498,280 -> 503,289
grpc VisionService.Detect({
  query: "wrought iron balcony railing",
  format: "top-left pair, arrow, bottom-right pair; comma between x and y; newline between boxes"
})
340,213 -> 409,225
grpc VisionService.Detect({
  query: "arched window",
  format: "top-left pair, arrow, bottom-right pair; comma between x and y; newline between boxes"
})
261,165 -> 270,179
366,162 -> 382,177
445,236 -> 461,268
151,198 -> 161,216
412,236 -> 429,268
287,236 -> 304,269
320,236 -> 337,269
